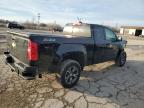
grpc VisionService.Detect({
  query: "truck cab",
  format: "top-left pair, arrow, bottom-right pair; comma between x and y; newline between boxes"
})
63,23 -> 126,64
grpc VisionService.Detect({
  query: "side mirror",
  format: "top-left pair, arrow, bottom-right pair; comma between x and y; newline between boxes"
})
118,36 -> 122,41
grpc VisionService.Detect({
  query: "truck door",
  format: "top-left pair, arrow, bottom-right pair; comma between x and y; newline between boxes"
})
103,28 -> 119,60
93,26 -> 106,63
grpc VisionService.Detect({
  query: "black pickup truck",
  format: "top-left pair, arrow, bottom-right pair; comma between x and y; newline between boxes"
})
4,22 -> 127,88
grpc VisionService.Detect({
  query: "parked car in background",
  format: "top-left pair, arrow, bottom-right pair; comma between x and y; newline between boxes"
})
7,22 -> 25,30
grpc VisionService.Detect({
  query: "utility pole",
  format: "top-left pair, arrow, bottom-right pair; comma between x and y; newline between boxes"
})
37,13 -> 40,29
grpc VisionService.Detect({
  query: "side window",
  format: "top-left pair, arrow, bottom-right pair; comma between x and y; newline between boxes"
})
93,26 -> 105,41
105,28 -> 117,42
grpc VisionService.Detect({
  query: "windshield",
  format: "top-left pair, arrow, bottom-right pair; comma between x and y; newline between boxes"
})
63,24 -> 91,37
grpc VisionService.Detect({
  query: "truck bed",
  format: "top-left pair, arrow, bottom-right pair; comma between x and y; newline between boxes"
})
7,29 -> 63,37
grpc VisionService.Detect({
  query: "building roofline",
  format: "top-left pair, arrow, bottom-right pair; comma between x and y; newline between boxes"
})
121,26 -> 144,29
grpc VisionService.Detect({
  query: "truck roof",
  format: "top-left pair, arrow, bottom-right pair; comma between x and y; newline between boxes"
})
66,22 -> 105,27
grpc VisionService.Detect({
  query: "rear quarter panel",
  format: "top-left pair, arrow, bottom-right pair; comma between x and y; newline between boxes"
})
31,35 -> 94,73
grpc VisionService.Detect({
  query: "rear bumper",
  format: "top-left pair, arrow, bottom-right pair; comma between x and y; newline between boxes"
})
4,52 -> 38,80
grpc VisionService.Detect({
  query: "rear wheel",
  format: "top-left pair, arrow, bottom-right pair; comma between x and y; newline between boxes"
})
115,51 -> 127,67
60,60 -> 81,88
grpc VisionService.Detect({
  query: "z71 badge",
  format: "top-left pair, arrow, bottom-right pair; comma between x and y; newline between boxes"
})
43,38 -> 56,42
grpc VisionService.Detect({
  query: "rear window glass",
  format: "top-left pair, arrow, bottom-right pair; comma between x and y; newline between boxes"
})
63,24 -> 91,37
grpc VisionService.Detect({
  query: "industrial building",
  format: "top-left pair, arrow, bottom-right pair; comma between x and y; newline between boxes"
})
120,26 -> 144,36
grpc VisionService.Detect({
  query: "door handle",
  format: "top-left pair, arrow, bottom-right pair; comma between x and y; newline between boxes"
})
105,43 -> 113,48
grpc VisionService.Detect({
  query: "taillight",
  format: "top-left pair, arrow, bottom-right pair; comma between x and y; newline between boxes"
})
27,40 -> 38,61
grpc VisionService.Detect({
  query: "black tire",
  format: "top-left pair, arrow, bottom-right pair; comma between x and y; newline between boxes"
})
115,51 -> 127,67
60,60 -> 81,88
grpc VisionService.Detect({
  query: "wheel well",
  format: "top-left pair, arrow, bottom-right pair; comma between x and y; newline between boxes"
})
116,49 -> 124,59
62,53 -> 85,69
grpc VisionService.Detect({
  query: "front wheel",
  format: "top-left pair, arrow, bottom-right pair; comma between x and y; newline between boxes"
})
60,60 -> 81,88
115,51 -> 127,67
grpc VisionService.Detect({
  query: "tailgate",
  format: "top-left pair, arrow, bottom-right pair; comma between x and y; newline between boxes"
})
6,32 -> 29,65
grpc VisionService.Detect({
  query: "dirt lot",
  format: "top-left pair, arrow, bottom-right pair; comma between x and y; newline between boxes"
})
0,33 -> 144,108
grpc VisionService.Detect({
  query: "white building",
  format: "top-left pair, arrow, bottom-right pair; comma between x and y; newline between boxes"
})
120,26 -> 144,36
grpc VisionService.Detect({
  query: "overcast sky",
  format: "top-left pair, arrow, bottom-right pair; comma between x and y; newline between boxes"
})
0,0 -> 144,26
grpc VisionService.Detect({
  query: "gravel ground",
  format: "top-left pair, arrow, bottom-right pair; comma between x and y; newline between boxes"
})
0,34 -> 144,108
